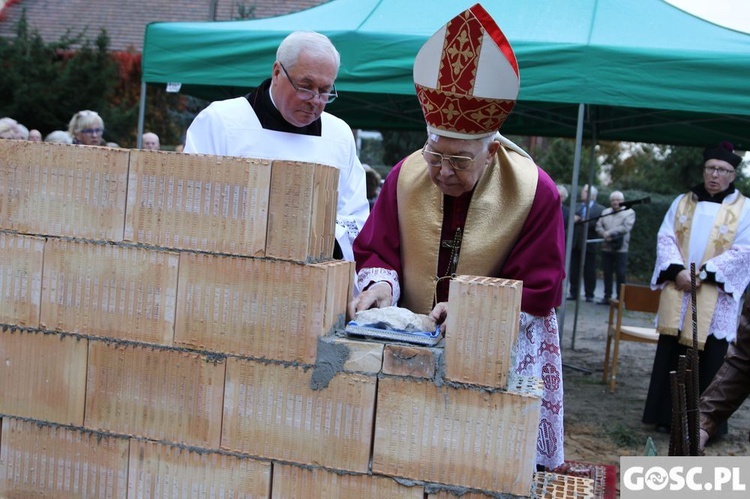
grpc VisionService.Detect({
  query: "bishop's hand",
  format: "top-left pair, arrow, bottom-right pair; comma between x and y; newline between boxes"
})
348,282 -> 393,319
429,301 -> 449,334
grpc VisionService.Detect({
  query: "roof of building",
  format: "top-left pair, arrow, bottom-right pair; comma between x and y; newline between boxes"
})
0,0 -> 327,52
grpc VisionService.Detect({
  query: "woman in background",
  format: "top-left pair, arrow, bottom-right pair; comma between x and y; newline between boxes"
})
67,110 -> 105,146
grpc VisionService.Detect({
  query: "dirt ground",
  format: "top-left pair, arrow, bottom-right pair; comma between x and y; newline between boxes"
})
558,295 -> 750,471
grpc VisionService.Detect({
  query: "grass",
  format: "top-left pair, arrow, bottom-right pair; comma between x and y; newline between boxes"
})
607,423 -> 639,447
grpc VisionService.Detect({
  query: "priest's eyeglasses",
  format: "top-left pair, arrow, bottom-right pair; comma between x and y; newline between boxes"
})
422,142 -> 476,171
280,63 -> 338,103
704,166 -> 734,176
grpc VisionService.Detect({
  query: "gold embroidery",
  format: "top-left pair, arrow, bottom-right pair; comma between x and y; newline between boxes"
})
657,192 -> 747,349
397,147 -> 538,314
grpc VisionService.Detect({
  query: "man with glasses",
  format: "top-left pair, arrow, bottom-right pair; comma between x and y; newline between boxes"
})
643,141 -> 750,437
348,5 -> 565,470
184,31 -> 368,261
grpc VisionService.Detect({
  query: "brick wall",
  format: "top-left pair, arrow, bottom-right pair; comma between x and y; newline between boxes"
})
0,141 -> 587,497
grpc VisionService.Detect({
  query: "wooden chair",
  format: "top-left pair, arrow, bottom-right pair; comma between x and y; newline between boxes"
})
602,283 -> 661,393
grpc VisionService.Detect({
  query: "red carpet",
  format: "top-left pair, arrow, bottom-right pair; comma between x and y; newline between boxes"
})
552,460 -> 618,499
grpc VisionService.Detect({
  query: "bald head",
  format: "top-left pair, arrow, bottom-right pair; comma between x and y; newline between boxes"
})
29,129 -> 42,142
142,132 -> 160,151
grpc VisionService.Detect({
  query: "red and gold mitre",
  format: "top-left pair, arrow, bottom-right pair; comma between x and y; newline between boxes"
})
413,3 -> 519,139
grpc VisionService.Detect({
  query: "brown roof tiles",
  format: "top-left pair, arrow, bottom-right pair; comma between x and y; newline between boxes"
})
0,0 -> 328,52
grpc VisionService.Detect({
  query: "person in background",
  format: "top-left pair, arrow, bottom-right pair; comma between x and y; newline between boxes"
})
557,184 -> 570,233
348,4 -> 564,470
363,164 -> 382,209
184,31 -> 368,261
44,130 -> 74,144
1,117 -> 23,139
568,184 -> 605,302
28,129 -> 42,142
68,110 -> 105,146
0,121 -> 16,139
14,123 -> 29,140
595,191 -> 636,304
142,132 -> 160,150
643,141 -> 750,435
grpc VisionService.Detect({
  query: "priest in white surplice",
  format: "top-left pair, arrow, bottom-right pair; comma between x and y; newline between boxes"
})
644,141 -> 750,437
184,31 -> 369,261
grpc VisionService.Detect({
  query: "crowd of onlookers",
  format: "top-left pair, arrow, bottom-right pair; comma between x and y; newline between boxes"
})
0,111 -> 160,150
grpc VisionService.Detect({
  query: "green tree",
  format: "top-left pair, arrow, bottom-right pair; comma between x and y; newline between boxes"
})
359,136 -> 384,170
110,50 -> 188,148
0,11 -> 81,132
735,161 -> 750,195
532,137 -> 600,186
608,144 -> 703,194
0,10 -> 187,147
0,12 -> 119,137
380,130 -> 426,168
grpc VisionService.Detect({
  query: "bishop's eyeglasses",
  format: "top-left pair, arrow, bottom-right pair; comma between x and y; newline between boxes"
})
280,63 -> 338,103
422,142 -> 478,171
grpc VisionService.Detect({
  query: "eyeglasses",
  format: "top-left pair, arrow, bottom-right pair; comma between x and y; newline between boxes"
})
421,142 -> 478,171
80,128 -> 104,135
279,63 -> 338,103
704,166 -> 734,176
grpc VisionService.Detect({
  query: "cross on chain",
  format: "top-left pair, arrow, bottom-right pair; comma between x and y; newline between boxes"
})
441,227 -> 463,276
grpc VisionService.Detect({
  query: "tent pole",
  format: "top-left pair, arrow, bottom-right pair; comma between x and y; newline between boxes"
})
136,81 -> 147,149
570,116 -> 598,350
557,103 -> 585,340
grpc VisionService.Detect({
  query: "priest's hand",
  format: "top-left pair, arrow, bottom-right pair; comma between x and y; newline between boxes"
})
429,302 -> 449,334
348,282 -> 392,319
674,269 -> 701,292
699,428 -> 710,453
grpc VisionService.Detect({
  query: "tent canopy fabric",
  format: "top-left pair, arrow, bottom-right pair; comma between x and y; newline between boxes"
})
142,0 -> 750,148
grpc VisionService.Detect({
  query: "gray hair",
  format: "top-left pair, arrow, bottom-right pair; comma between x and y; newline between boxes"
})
0,121 -> 14,137
610,190 -> 624,201
557,185 -> 569,202
15,123 -> 29,140
277,31 -> 340,74
586,184 -> 598,200
45,130 -> 74,144
426,128 -> 497,149
67,110 -> 104,135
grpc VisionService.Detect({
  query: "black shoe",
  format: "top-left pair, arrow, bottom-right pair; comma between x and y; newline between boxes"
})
567,295 -> 577,301
597,298 -> 610,305
706,432 -> 725,446
655,425 -> 671,434
585,297 -> 594,303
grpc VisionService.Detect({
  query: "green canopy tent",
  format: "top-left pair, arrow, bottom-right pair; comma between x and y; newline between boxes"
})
139,0 -> 750,337
140,0 -> 750,148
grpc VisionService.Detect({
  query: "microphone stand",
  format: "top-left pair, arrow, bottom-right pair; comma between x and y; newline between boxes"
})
572,204 -> 638,227
564,201 -> 644,374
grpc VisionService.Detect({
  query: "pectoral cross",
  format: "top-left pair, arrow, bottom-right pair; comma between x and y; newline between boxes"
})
441,227 -> 463,276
